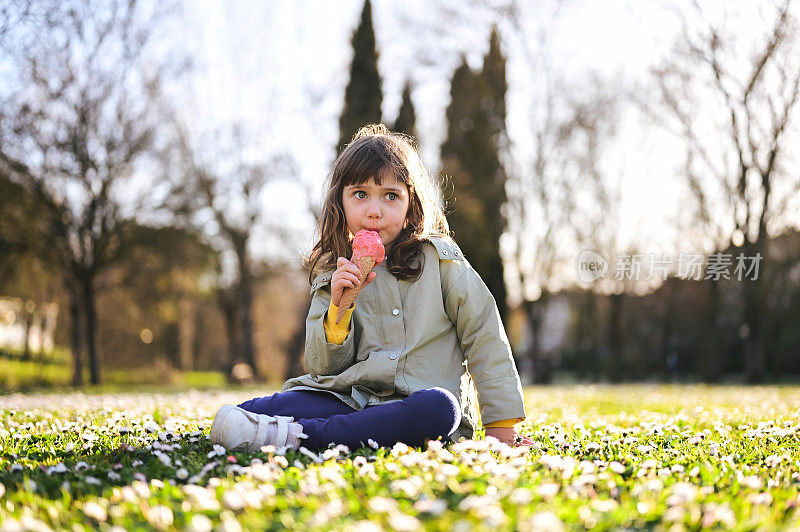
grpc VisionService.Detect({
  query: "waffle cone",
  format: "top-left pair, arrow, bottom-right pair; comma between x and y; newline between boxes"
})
335,256 -> 376,324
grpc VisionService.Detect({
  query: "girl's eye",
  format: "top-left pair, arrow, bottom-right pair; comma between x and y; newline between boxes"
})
386,192 -> 398,201
355,191 -> 367,199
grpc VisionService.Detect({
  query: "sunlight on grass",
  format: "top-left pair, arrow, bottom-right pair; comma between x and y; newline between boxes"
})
1,385 -> 799,530
0,355 -> 229,392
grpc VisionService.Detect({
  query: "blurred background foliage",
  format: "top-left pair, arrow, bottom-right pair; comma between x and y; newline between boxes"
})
1,0 -> 800,390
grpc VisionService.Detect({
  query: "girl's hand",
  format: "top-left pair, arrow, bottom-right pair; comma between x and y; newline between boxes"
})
484,427 -> 535,447
331,257 -> 377,308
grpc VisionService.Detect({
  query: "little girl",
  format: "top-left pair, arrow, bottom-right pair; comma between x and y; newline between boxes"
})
210,124 -> 533,452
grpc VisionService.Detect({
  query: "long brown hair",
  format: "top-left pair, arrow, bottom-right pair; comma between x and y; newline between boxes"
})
307,124 -> 450,283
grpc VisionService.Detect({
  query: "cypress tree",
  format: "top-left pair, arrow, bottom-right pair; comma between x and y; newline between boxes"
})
476,27 -> 509,320
441,57 -> 496,307
392,80 -> 418,140
337,0 -> 383,153
441,28 -> 509,322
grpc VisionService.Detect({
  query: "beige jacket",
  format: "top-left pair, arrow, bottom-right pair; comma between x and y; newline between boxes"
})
281,236 -> 526,441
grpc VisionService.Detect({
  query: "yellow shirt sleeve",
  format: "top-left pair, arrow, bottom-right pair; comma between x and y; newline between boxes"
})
484,418 -> 525,428
323,299 -> 353,345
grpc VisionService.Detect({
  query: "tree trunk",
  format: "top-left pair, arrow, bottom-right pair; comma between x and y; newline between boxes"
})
759,243 -> 773,379
22,303 -> 32,361
577,291 -> 598,381
177,296 -> 196,371
487,253 -> 508,325
660,284 -> 675,380
740,238 -> 766,383
284,295 -> 312,380
607,293 -> 623,381
67,282 -> 84,386
218,289 -> 238,376
80,277 -> 101,385
238,267 -> 257,376
742,296 -> 766,383
703,280 -> 721,381
525,292 -> 551,384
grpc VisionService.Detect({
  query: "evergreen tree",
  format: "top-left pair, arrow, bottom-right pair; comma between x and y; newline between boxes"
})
476,27 -> 509,321
392,80 -> 417,140
478,28 -> 509,245
441,28 -> 509,321
337,0 -> 383,152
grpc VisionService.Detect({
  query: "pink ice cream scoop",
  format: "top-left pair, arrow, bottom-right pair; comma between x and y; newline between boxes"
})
335,230 -> 385,323
351,229 -> 385,264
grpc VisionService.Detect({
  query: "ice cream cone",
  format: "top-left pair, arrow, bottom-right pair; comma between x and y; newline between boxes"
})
336,255 -> 376,324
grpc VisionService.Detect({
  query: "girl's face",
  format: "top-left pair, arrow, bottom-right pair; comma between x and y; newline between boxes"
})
342,175 -> 410,248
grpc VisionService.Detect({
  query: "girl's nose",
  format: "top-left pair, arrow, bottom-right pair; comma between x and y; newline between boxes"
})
367,200 -> 381,217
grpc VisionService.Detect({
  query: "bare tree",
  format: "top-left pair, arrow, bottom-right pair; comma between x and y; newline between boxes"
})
650,0 -> 800,381
507,77 -> 586,383
498,0 -> 627,381
169,123 -> 299,378
0,0 -> 177,385
559,80 -> 636,381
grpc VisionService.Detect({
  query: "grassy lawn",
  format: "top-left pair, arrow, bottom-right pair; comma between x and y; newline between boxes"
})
1,385 -> 799,530
0,352 -> 228,391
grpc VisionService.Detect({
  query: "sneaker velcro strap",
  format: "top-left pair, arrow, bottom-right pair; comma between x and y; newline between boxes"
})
274,415 -> 293,447
242,409 -> 259,422
253,416 -> 269,451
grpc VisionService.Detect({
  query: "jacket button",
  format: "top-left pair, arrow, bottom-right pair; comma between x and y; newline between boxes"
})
314,376 -> 319,382
389,353 -> 397,360
392,308 -> 400,316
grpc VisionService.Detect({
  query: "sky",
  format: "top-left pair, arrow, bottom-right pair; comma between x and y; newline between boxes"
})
172,0 -> 763,292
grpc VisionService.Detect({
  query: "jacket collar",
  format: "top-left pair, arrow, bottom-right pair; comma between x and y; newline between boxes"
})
310,270 -> 333,293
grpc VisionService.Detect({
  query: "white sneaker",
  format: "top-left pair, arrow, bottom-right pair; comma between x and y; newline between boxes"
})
209,405 -> 309,451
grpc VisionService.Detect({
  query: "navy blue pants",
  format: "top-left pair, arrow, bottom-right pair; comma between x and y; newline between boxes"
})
237,387 -> 460,451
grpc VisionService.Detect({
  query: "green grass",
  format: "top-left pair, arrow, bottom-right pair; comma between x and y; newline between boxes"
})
0,358 -> 72,390
2,385 -> 800,530
0,354 -> 228,392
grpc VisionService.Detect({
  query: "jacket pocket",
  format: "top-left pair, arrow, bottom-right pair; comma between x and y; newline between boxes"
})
356,350 -> 400,396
